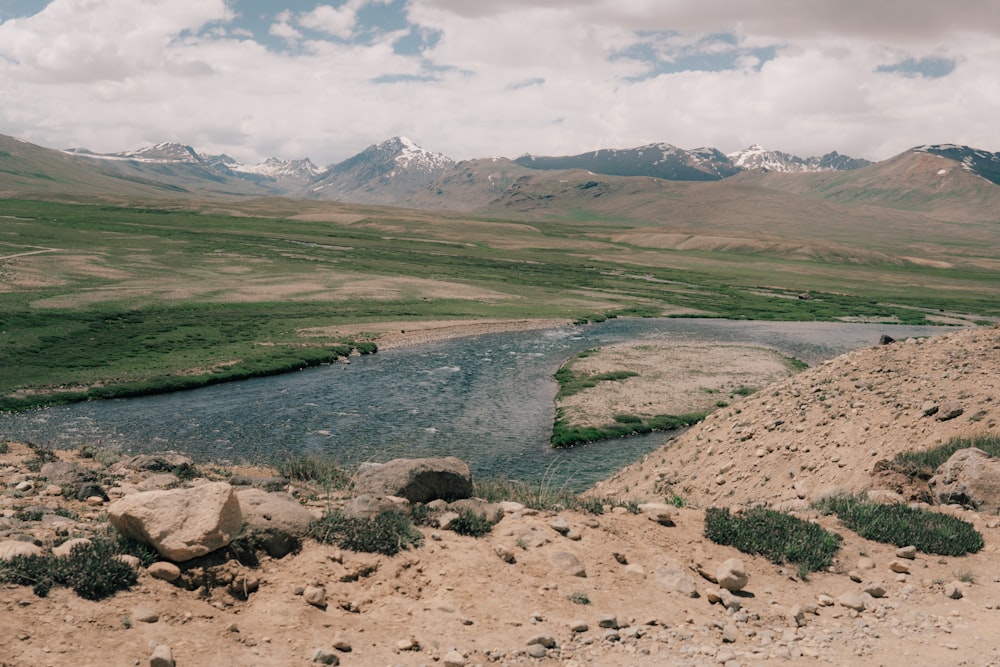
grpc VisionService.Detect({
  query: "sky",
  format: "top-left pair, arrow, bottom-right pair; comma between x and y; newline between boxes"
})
1,0 -> 998,167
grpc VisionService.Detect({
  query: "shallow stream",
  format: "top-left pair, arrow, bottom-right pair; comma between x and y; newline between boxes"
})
0,319 -> 952,490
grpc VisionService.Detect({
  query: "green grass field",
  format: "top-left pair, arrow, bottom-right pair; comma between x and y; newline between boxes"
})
1,197 -> 997,410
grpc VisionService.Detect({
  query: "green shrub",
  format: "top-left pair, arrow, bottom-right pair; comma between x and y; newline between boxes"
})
309,510 -> 423,556
704,507 -> 842,579
0,441 -> 9,455
448,509 -> 494,537
567,591 -> 591,604
816,494 -> 984,556
0,539 -> 138,599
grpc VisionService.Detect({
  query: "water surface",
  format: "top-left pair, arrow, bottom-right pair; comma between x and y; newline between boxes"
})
0,319 -> 953,489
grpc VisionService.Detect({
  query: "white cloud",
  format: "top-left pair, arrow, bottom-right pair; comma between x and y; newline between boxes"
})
0,0 -> 998,165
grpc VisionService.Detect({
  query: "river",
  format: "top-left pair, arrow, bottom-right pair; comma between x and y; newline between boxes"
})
0,319 -> 955,490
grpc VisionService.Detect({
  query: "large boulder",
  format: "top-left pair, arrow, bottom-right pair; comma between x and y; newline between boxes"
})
354,457 -> 473,503
928,447 -> 1000,511
236,488 -> 315,558
107,482 -> 242,562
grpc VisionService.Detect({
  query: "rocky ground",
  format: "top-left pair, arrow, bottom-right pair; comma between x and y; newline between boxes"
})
2,324 -> 1000,667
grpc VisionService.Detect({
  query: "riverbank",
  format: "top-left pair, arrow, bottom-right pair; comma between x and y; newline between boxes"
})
553,343 -> 801,447
300,317 -> 573,350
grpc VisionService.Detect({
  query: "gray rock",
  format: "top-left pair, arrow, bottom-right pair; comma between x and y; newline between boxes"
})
311,648 -> 340,665
526,634 -> 557,648
149,644 -> 174,667
838,592 -> 866,611
550,550 -> 587,577
526,643 -> 548,658
864,581 -> 887,598
717,558 -> 749,592
656,567 -> 698,597
889,559 -> 912,574
304,584 -> 327,608
132,605 -> 159,623
107,481 -> 242,562
549,516 -> 571,534
929,447 -> 1000,511
448,498 -> 503,523
237,487 -> 315,557
354,456 -> 472,503
112,453 -> 195,475
442,649 -> 466,667
945,581 -> 964,599
895,545 -> 917,560
936,402 -> 965,421
638,502 -> 676,526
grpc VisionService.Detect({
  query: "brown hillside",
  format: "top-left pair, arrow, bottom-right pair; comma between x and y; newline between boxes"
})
597,324 -> 1000,509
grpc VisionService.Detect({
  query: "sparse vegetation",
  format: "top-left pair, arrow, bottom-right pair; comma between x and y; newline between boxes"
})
309,510 -> 423,556
447,509 -> 494,537
704,506 -> 842,579
277,454 -> 351,490
551,409 -> 705,448
887,434 -> 1000,480
816,494 -> 984,556
474,475 -> 630,515
0,538 -> 139,600
567,591 -> 591,604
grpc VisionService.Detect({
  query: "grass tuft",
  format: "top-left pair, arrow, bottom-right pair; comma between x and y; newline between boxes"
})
704,506 -> 842,579
448,509 -> 495,537
0,538 -> 138,600
816,494 -> 984,556
309,510 -> 423,556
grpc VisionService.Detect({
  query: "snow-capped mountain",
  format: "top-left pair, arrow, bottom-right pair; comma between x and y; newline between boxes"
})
514,143 -> 741,181
727,145 -> 872,172
65,142 -> 204,164
308,136 -> 455,204
914,144 -> 1000,185
231,157 -> 320,189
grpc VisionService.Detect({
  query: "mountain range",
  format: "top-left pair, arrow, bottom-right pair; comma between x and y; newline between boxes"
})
2,133 -> 1000,226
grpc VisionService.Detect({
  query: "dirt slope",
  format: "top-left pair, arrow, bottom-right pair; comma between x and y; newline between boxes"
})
596,324 -> 1000,509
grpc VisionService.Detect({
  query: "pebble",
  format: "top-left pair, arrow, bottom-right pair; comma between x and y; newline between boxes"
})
149,644 -> 174,667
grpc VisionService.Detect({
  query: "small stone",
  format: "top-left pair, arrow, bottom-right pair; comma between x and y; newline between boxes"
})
442,649 -> 466,667
147,562 -> 182,582
116,554 -> 142,570
857,556 -> 876,570
526,643 -> 547,658
396,638 -> 419,652
864,582 -> 887,598
149,644 -> 174,667
311,648 -> 340,665
638,502 -> 676,526
817,594 -> 835,607
717,558 -> 749,592
838,592 -> 865,611
303,584 -> 327,608
85,496 -> 105,506
848,570 -> 863,583
550,551 -> 586,577
526,634 -> 557,649
945,581 -> 964,599
597,613 -> 618,629
722,623 -> 740,642
549,516 -> 570,534
896,546 -> 917,560
132,605 -> 159,623
889,559 -> 911,574
568,619 -> 589,633
495,545 -> 516,564
788,605 -> 806,627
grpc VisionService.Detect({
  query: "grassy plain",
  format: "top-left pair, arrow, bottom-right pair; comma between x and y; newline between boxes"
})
1,196 -> 998,410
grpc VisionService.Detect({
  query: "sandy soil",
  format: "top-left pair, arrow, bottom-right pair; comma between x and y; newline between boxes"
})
3,324 -> 1000,666
557,343 -> 797,428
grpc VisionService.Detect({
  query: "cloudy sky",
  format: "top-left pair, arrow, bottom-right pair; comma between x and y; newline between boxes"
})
1,0 -> 998,166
